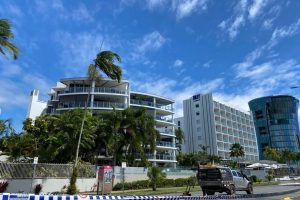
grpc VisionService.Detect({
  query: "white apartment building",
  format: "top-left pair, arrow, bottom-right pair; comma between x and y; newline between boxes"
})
175,93 -> 259,161
28,77 -> 176,166
27,90 -> 47,119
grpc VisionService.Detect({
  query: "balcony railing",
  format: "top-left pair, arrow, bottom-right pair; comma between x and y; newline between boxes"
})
156,117 -> 173,123
94,87 -> 127,94
60,87 -> 126,94
130,99 -> 154,107
130,100 -> 173,112
158,129 -> 174,135
150,153 -> 175,161
58,101 -> 125,109
156,141 -> 175,148
155,103 -> 173,111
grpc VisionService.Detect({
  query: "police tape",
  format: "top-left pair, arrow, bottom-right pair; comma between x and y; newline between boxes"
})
0,193 -> 261,200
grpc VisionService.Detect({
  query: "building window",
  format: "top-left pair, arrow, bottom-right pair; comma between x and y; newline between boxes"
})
197,127 -> 201,132
258,127 -> 267,135
177,121 -> 181,126
255,110 -> 263,119
196,112 -> 200,116
196,119 -> 200,124
198,136 -> 201,140
195,104 -> 199,108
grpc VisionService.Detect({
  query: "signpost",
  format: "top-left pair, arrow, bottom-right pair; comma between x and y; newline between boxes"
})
31,157 -> 38,193
121,162 -> 126,192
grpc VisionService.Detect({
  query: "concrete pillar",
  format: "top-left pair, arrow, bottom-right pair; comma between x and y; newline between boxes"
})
90,80 -> 95,107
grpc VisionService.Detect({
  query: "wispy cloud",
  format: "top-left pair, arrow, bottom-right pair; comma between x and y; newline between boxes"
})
34,0 -> 94,22
53,30 -> 120,77
130,31 -> 167,64
117,0 -> 209,19
248,0 -> 268,20
219,0 -> 270,40
172,0 -> 208,20
269,19 -> 300,48
136,31 -> 166,53
130,73 -> 224,116
0,58 -> 52,109
170,59 -> 185,75
145,0 -> 168,10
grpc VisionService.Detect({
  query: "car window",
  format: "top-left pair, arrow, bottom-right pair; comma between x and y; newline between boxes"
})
232,171 -> 238,177
237,171 -> 243,177
220,168 -> 233,178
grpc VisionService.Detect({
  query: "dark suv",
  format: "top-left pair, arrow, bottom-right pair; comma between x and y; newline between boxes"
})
197,166 -> 253,196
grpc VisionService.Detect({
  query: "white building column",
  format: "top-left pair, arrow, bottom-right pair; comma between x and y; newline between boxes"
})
90,80 -> 95,107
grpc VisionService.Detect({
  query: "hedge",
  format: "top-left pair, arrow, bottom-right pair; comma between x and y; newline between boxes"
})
113,177 -> 198,191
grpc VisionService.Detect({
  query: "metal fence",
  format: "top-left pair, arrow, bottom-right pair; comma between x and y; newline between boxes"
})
0,162 -> 96,179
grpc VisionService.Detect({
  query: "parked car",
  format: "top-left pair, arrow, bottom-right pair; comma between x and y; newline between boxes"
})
197,165 -> 253,196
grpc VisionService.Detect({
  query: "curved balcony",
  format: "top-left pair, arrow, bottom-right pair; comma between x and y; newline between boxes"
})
155,117 -> 175,127
57,101 -> 125,110
130,99 -> 174,114
136,153 -> 176,162
59,87 -> 127,96
156,141 -> 176,149
159,129 -> 175,137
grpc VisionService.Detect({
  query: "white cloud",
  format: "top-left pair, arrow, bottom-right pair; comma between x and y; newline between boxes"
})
0,58 -> 52,109
129,31 -> 167,64
173,59 -> 184,67
54,31 -> 114,76
220,0 -> 270,40
172,0 -> 208,19
228,15 -> 245,40
130,74 -> 224,116
170,59 -> 185,75
203,60 -> 212,68
34,0 -> 94,22
248,0 -> 268,20
146,0 -> 168,9
269,19 -> 300,48
137,31 -> 166,53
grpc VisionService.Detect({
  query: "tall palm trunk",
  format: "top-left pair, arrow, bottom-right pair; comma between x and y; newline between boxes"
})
74,83 -> 93,166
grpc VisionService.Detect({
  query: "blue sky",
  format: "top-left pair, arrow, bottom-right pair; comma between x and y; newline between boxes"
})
0,0 -> 300,131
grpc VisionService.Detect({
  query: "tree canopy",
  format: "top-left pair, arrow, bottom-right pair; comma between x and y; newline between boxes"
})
0,108 -> 158,166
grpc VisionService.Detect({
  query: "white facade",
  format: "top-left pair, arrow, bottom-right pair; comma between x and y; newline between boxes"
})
29,77 -> 176,166
26,90 -> 47,120
176,93 -> 259,161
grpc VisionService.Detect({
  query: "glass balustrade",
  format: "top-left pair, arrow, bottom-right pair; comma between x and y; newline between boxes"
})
136,153 -> 175,160
58,101 -> 125,109
156,141 -> 175,147
60,87 -> 126,94
155,117 -> 173,123
130,100 -> 174,112
158,129 -> 174,135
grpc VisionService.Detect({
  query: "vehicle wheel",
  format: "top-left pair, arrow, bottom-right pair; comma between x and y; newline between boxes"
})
227,185 -> 236,195
202,190 -> 207,196
246,184 -> 253,194
207,191 -> 215,195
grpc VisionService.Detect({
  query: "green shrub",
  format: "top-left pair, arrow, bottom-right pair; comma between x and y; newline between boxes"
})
249,175 -> 258,183
113,176 -> 198,191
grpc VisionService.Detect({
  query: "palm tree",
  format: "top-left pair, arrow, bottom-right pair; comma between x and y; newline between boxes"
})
69,51 -> 122,194
230,143 -> 245,167
175,128 -> 184,153
264,147 -> 279,161
75,51 -> 122,166
147,166 -> 166,191
0,19 -> 19,59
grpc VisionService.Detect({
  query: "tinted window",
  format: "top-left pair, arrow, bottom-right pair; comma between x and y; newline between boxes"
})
237,172 -> 243,177
232,171 -> 238,177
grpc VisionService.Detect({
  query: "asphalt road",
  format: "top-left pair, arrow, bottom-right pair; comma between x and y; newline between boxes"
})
165,184 -> 300,199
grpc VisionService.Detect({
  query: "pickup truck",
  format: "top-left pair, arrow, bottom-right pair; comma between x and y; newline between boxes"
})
197,165 -> 253,196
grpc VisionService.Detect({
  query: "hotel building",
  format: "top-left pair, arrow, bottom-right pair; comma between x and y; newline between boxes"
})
175,93 -> 259,161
